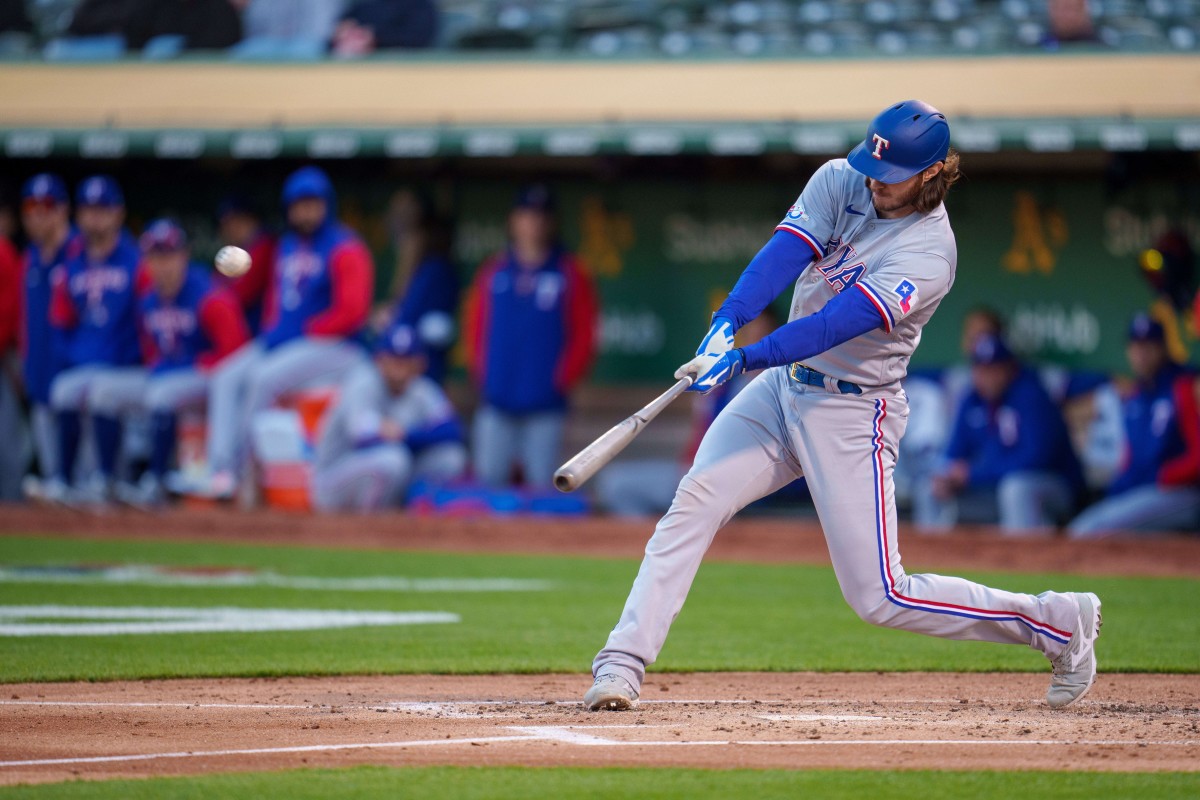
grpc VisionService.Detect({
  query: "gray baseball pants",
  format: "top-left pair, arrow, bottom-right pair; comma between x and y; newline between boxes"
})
207,338 -> 365,476
471,405 -> 564,488
312,441 -> 468,513
592,368 -> 1085,690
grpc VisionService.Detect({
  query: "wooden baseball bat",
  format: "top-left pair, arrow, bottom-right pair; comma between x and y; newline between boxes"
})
554,376 -> 694,493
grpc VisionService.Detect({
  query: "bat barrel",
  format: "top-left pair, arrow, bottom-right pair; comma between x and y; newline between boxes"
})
553,377 -> 692,494
553,469 -> 578,493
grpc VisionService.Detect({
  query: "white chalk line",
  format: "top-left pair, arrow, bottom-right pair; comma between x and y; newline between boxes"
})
0,700 -> 316,710
0,565 -> 554,594
2,725 -> 1197,769
0,606 -> 459,637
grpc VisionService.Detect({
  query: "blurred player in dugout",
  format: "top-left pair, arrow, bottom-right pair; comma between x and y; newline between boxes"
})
1068,314 -> 1200,537
312,321 -> 467,513
30,176 -> 144,507
83,219 -> 251,508
215,194 -> 277,335
463,185 -> 599,489
921,333 -> 1085,536
0,183 -> 25,501
175,165 -> 374,500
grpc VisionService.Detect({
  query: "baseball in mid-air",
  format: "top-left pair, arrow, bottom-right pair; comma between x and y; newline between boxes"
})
214,245 -> 251,278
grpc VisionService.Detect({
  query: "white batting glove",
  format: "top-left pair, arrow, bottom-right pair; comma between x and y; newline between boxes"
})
695,316 -> 736,356
676,349 -> 745,394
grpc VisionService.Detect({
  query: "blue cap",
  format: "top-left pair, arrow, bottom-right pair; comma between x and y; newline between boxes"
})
282,166 -> 333,206
76,175 -> 124,208
139,218 -> 188,253
847,100 -> 951,183
376,323 -> 424,358
969,333 -> 1014,365
1128,312 -> 1165,343
217,193 -> 259,220
22,174 -> 69,205
513,183 -> 555,213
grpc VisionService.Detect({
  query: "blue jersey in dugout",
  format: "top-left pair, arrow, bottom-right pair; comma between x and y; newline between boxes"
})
140,266 -> 216,374
23,230 -> 80,404
55,229 -> 143,368
1110,364 -> 1190,496
945,367 -> 1084,492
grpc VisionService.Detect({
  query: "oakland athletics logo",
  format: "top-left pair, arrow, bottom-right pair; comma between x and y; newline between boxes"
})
871,133 -> 890,159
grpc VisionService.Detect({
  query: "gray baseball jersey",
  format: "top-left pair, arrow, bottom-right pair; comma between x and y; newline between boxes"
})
315,362 -> 457,470
778,158 -> 956,388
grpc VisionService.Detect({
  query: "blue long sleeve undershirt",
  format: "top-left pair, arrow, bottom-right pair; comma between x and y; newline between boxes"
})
712,230 -> 886,372
740,287 -> 884,371
715,231 -> 815,329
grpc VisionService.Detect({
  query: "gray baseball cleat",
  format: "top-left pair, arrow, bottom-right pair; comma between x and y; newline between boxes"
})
1047,592 -> 1102,709
584,674 -> 639,711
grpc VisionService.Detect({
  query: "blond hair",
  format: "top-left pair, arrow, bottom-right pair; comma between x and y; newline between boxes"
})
915,148 -> 962,214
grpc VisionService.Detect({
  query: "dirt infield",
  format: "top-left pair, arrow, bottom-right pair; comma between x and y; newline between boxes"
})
3,503 -> 1199,578
2,672 -> 1199,785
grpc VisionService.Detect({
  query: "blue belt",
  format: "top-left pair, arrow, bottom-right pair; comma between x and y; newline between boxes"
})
788,363 -> 862,395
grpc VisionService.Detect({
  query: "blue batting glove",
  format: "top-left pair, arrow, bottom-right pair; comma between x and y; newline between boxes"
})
675,348 -> 745,394
696,316 -> 737,357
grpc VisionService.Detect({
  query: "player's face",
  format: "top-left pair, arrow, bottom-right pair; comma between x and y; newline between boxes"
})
961,312 -> 1002,356
76,204 -> 124,242
219,211 -> 258,248
1127,340 -> 1167,382
971,362 -> 1015,403
287,198 -> 327,235
509,208 -> 554,251
376,352 -> 426,394
866,162 -> 942,219
21,200 -> 68,243
146,250 -> 188,298
865,173 -> 924,218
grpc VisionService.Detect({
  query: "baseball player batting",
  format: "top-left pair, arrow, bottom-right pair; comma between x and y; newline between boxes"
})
584,100 -> 1102,712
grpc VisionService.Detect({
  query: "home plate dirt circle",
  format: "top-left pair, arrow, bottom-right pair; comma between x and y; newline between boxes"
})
2,672 -> 1198,785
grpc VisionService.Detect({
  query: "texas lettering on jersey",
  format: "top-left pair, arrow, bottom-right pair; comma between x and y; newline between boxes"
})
144,306 -> 198,357
814,243 -> 866,293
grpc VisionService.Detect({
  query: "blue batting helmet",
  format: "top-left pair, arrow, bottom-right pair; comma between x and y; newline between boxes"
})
847,100 -> 951,184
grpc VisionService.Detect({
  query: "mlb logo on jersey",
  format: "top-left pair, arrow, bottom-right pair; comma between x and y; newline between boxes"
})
893,279 -> 917,315
787,202 -> 810,222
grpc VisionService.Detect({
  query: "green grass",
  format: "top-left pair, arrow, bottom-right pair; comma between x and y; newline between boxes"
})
2,766 -> 1198,799
1,534 -> 1197,682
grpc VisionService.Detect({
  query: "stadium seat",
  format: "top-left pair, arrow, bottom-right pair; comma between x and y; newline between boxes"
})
43,35 -> 125,61
1167,23 -> 1199,50
1099,17 -> 1170,49
141,35 -> 185,61
229,36 -> 326,61
0,32 -> 34,58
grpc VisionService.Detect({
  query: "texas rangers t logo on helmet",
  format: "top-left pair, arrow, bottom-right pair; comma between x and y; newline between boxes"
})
871,133 -> 890,160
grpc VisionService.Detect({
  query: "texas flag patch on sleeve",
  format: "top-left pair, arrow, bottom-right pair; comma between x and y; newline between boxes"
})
893,279 -> 917,316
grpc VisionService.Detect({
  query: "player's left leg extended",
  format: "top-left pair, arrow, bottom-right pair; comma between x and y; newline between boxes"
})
790,385 -> 1099,706
591,370 -> 803,697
